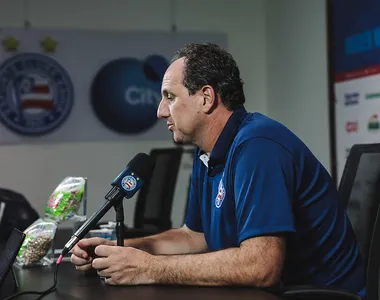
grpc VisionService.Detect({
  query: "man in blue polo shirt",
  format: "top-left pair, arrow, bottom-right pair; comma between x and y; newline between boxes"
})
70,43 -> 366,297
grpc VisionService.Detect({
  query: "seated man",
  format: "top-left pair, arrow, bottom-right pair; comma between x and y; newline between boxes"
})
71,43 -> 366,297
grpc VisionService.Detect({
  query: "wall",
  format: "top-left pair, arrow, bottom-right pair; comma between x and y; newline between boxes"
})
0,0 -> 268,228
266,0 -> 331,172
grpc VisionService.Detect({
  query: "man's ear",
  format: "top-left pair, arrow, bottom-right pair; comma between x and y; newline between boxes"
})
201,85 -> 217,113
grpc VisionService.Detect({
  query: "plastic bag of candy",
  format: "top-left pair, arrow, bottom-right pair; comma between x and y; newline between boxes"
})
16,177 -> 86,267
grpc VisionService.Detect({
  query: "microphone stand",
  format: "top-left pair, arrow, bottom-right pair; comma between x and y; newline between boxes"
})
114,202 -> 124,246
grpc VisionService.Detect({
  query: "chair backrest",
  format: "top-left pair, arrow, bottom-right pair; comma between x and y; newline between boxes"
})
133,147 -> 183,230
0,188 -> 39,245
338,143 -> 380,300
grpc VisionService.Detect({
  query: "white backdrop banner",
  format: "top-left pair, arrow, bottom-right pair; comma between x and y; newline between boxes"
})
331,1 -> 380,182
0,28 -> 227,145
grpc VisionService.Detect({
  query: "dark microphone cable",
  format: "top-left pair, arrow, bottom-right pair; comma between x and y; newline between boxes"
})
4,259 -> 60,300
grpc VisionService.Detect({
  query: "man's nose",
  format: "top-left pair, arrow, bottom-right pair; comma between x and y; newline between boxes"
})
157,99 -> 169,119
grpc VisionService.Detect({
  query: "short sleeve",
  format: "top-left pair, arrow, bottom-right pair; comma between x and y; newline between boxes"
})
232,137 -> 296,244
184,151 -> 203,232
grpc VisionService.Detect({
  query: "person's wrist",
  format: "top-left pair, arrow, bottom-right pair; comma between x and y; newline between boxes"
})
124,239 -> 139,249
148,254 -> 164,284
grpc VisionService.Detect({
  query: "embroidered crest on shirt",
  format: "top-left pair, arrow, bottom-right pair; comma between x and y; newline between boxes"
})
215,179 -> 226,208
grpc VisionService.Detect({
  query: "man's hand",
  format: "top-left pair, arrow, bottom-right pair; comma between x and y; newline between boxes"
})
71,237 -> 116,271
92,245 -> 156,285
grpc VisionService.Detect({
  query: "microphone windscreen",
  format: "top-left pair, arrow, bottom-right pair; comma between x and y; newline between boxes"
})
127,153 -> 156,181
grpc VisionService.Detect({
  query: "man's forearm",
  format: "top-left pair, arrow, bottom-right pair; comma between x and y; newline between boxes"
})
123,228 -> 207,255
150,245 -> 281,287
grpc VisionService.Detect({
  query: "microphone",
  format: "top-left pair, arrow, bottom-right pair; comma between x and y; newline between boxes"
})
57,153 -> 155,263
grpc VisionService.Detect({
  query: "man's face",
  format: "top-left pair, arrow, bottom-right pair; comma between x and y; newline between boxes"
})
157,58 -> 203,144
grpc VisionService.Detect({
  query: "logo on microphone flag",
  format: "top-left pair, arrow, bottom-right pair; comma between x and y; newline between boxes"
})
121,175 -> 137,191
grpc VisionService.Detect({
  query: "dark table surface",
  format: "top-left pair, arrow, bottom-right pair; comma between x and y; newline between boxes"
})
1,262 -> 284,300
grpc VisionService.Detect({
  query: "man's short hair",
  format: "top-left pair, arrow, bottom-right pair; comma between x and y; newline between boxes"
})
172,43 -> 245,110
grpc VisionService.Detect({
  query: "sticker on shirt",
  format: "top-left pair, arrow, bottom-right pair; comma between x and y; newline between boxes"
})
215,179 -> 226,208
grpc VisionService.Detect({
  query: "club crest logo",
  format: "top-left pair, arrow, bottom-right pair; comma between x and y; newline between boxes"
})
215,179 -> 226,208
0,53 -> 74,135
121,175 -> 137,191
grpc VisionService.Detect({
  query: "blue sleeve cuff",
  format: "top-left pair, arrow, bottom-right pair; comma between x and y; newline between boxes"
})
238,226 -> 296,244
185,221 -> 203,233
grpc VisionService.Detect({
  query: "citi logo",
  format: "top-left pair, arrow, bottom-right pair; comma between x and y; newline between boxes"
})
344,92 -> 359,106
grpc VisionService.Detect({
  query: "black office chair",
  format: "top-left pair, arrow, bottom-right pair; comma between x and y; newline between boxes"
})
279,143 -> 380,300
122,147 -> 184,238
0,188 -> 39,246
338,143 -> 380,300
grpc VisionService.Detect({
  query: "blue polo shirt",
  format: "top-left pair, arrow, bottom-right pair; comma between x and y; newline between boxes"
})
185,107 -> 366,297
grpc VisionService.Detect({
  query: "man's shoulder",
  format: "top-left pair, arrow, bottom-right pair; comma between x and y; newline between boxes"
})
233,112 -> 297,150
229,112 -> 319,168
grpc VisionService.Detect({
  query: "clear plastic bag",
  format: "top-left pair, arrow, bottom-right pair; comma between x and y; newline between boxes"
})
16,177 -> 86,267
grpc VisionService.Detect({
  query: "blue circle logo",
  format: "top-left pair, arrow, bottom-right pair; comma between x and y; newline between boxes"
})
0,53 -> 74,135
215,179 -> 226,208
91,55 -> 169,134
121,175 -> 137,191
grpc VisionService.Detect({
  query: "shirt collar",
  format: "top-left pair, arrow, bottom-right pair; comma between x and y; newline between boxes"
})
199,106 -> 247,169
